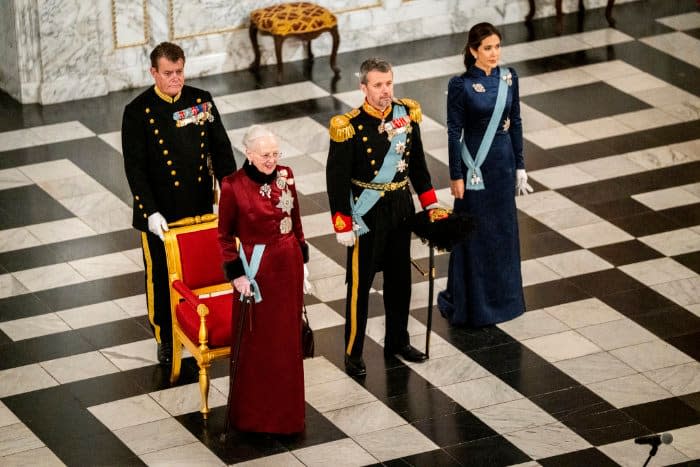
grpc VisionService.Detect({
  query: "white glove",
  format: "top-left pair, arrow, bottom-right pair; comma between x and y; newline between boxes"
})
232,275 -> 252,297
516,169 -> 534,196
424,203 -> 440,210
336,230 -> 355,247
147,212 -> 169,241
303,264 -> 313,294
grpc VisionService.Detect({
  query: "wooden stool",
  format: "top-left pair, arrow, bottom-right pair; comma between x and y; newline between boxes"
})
526,0 -> 616,34
249,2 -> 340,82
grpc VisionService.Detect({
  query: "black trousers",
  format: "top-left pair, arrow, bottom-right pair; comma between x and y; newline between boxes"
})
344,223 -> 412,359
141,231 -> 172,344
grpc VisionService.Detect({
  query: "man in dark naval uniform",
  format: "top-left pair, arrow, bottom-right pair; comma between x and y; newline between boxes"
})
326,57 -> 439,376
122,42 -> 236,364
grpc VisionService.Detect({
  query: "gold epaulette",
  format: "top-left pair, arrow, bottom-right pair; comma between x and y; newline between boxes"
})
400,98 -> 422,124
329,108 -> 359,142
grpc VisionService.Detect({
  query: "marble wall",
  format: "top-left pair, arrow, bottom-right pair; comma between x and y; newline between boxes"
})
0,0 -> 638,104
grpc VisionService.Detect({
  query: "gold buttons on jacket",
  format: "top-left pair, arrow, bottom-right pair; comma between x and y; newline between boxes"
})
167,160 -> 172,166
358,124 -> 363,130
374,170 -> 378,175
200,142 -> 204,148
163,149 -> 168,155
200,131 -> 205,137
366,148 -> 372,154
143,213 -> 148,218
138,204 -> 143,209
149,118 -> 154,124
362,136 -> 368,142
145,108 -> 150,114
370,160 -> 376,166
201,154 -> 205,159
196,98 -> 202,103
197,176 -> 202,182
170,170 -> 176,176
174,181 -> 180,187
199,165 -> 204,171
154,129 -> 159,135
135,195 -> 140,201
158,139 -> 163,144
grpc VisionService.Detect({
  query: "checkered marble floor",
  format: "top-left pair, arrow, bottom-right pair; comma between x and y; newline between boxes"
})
1,2 -> 700,466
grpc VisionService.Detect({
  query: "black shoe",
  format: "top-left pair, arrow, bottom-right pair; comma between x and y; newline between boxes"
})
344,355 -> 366,377
158,342 -> 173,365
385,344 -> 428,363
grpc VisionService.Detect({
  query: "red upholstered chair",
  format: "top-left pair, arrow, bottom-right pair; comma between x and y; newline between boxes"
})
163,214 -> 232,419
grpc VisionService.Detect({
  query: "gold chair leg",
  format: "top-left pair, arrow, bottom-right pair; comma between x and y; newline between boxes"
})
170,335 -> 183,384
198,363 -> 211,419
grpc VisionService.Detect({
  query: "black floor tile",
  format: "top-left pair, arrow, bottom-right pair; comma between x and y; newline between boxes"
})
394,448 -> 463,467
523,279 -> 591,310
686,28 -> 700,40
623,396 -> 700,433
674,251 -> 700,275
468,341 -> 549,377
273,404 -> 346,451
0,293 -> 54,321
567,269 -> 645,298
517,212 -> 553,236
412,410 -> 497,448
584,197 -> 651,220
600,287 -> 680,317
590,240 -> 664,266
297,192 -> 329,216
666,331 -> 700,362
609,211 -> 684,237
531,385 -> 608,420
662,203 -> 700,228
539,447 -> 619,467
35,271 -> 144,311
522,82 -> 650,124
633,307 -> 700,340
0,185 -> 74,229
558,179 -> 632,207
434,323 -> 517,354
679,391 -> 700,414
0,330 -> 96,370
500,363 -> 578,399
444,435 -> 530,467
385,387 -> 464,424
519,230 -> 580,260
77,316 -> 153,349
560,403 -> 649,445
307,233 -> 347,268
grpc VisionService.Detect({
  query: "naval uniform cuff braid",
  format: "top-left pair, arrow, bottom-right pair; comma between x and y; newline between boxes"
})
223,259 -> 245,282
418,188 -> 438,208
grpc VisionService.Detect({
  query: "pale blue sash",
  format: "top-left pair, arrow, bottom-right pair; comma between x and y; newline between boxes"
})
350,105 -> 408,236
461,66 -> 509,191
239,243 -> 265,303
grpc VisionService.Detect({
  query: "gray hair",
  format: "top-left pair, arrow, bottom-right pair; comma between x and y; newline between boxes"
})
242,124 -> 276,150
359,57 -> 392,84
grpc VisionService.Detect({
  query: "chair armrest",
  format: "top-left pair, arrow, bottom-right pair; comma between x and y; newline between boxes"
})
172,280 -> 209,317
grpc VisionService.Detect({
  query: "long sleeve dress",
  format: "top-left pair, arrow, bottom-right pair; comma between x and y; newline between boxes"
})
437,65 -> 526,327
218,161 -> 308,434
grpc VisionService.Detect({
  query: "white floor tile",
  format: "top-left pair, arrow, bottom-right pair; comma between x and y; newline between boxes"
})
554,351 -> 636,385
472,398 -> 557,434
12,263 -> 85,292
611,340 -> 694,372
574,154 -> 647,181
0,168 -> 32,190
633,186 -> 700,211
620,257 -> 697,286
503,422 -> 590,460
88,394 -> 169,431
0,423 -> 44,458
150,383 -> 227,417
668,424 -> 700,460
652,276 -> 700,307
101,339 -> 159,371
657,12 -> 700,30
0,446 -> 65,467
520,259 -> 562,287
524,126 -> 588,149
567,117 -> 635,141
0,313 -> 70,341
323,400 -> 406,436
18,159 -> 85,183
292,438 -> 377,467
139,441 -> 225,467
528,164 -> 597,189
577,319 -> 657,351
40,351 -> 121,384
113,417 -> 199,456
25,218 -> 96,245
536,250 -> 613,278
353,423 -> 438,462
544,298 -> 623,329
532,205 -> 602,231
441,376 -> 523,410
599,436 -> 689,466
497,309 -> 569,340
68,252 -> 142,281
0,227 -> 41,253
521,330 -> 601,362
639,228 -> 700,256
559,221 -> 633,248
644,362 -> 700,396
0,364 -> 59,398
306,377 -> 375,413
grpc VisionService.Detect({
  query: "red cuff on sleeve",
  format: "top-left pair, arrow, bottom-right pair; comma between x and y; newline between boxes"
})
418,188 -> 437,208
332,212 -> 353,233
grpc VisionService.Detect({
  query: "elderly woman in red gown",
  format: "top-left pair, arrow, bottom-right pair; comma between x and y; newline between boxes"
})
218,125 -> 310,434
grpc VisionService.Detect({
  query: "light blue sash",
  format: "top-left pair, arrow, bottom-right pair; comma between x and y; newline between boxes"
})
239,243 -> 265,303
350,105 -> 408,236
461,66 -> 509,190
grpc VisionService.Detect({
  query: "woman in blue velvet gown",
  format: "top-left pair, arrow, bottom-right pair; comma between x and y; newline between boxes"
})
438,22 -> 532,327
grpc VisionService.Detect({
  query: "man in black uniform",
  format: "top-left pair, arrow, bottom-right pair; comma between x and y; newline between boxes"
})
326,57 -> 439,376
122,42 -> 236,364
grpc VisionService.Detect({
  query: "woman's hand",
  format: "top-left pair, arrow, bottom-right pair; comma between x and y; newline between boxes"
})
450,179 -> 465,199
232,275 -> 252,296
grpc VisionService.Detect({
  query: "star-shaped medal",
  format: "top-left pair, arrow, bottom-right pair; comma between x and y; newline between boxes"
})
396,159 -> 408,173
395,141 -> 406,155
502,117 -> 510,131
276,188 -> 294,215
259,183 -> 271,198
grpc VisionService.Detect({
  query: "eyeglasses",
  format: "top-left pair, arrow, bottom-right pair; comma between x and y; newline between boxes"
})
254,151 -> 282,161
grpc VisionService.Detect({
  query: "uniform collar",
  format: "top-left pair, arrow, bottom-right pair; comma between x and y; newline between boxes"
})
154,85 -> 182,103
362,100 -> 392,120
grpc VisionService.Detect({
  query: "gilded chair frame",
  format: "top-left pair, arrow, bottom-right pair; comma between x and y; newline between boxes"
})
163,214 -> 231,419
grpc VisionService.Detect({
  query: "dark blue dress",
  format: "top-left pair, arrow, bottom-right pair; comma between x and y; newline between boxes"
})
437,65 -> 526,327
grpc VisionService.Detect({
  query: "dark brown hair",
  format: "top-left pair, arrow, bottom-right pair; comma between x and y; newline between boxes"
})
150,42 -> 185,69
463,23 -> 502,70
359,57 -> 392,84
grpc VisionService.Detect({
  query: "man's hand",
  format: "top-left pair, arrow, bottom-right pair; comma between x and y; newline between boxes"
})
336,231 -> 355,247
232,275 -> 252,296
147,212 -> 169,241
450,179 -> 465,199
516,169 -> 534,196
303,264 -> 313,294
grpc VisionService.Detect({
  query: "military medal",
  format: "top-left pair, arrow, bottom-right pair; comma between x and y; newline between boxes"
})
395,141 -> 406,155
280,216 -> 292,234
259,183 -> 271,198
379,115 -> 411,141
276,177 -> 286,190
472,83 -> 486,93
396,159 -> 408,173
502,118 -> 510,131
173,102 -> 215,128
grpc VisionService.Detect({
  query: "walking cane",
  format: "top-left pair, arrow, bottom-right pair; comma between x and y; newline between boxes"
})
410,246 -> 435,358
222,286 -> 254,440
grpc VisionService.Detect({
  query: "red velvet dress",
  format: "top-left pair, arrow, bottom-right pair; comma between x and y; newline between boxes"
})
218,162 -> 306,434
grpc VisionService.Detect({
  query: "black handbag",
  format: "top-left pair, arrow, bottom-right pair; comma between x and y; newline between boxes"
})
301,303 -> 314,359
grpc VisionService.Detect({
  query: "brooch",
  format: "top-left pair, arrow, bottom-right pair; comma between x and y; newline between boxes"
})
280,216 -> 292,234
276,189 -> 294,215
502,72 -> 513,87
472,83 -> 486,93
502,118 -> 510,131
259,183 -> 271,198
